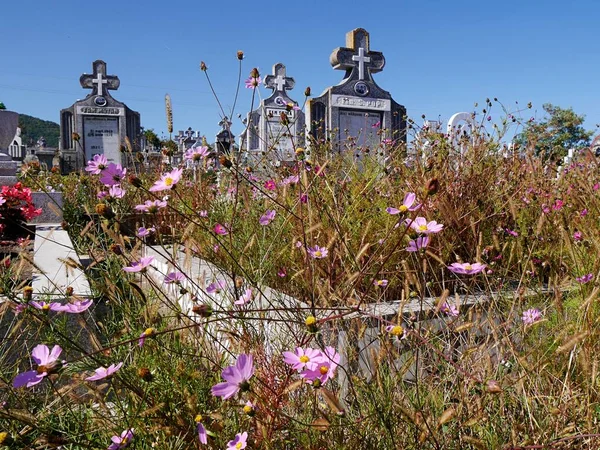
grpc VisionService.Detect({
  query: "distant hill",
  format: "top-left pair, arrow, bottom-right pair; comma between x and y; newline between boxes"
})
18,114 -> 60,148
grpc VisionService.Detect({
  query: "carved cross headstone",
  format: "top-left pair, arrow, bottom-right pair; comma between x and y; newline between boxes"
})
330,28 -> 385,82
80,60 -> 120,97
264,63 -> 295,94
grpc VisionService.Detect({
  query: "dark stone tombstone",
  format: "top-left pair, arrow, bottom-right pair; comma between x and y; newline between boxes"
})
0,110 -> 20,185
307,28 -> 406,158
243,63 -> 305,168
60,60 -> 141,171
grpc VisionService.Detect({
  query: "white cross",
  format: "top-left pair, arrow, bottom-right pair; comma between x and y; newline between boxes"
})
275,74 -> 286,91
93,72 -> 107,96
352,47 -> 371,81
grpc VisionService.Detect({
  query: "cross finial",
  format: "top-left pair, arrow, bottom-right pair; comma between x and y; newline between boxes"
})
80,60 -> 120,97
264,63 -> 295,94
219,116 -> 232,131
330,28 -> 385,82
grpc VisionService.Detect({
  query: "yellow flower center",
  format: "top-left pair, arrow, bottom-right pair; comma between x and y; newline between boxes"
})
305,316 -> 316,326
243,405 -> 253,414
391,325 -> 404,336
165,177 -> 174,186
195,414 -> 203,423
42,304 -> 50,310
319,365 -> 329,375
464,264 -> 472,271
314,250 -> 322,257
0,432 -> 7,444
399,205 -> 408,212
122,437 -> 129,445
418,225 -> 428,232
236,443 -> 243,449
144,327 -> 155,336
299,355 -> 310,363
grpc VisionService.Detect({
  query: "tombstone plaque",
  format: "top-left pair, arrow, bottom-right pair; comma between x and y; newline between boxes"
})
243,63 -> 305,168
307,28 -> 406,157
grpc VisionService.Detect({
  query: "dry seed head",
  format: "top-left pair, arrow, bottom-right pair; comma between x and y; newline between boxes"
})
237,50 -> 244,60
165,94 -> 173,134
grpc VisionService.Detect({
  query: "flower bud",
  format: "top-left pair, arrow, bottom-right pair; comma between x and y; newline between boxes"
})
192,304 -> 213,318
23,286 -> 33,301
110,244 -> 123,255
128,175 -> 142,188
65,286 -> 74,297
95,203 -> 115,219
219,155 -> 232,169
138,367 -> 153,382
200,61 -> 207,71
250,67 -> 259,78
304,87 -> 311,97
305,315 -> 318,333
237,50 -> 244,60
280,112 -> 289,126
72,132 -> 81,142
426,178 -> 439,196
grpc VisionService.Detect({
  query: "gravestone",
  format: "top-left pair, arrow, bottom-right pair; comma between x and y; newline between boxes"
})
243,63 -> 305,168
8,127 -> 25,160
60,60 -> 141,171
446,112 -> 484,155
0,110 -> 20,185
307,28 -> 406,157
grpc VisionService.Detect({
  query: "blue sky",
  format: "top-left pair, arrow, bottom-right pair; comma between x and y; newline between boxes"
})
2,0 -> 599,142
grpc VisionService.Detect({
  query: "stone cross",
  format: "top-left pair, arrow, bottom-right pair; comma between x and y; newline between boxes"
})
330,28 -> 385,82
80,60 -> 120,97
219,116 -> 232,131
264,63 -> 295,94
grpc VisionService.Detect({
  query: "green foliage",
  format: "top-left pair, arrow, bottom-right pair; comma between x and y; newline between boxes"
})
0,102 -> 6,110
18,114 -> 60,147
515,103 -> 593,161
143,128 -> 162,149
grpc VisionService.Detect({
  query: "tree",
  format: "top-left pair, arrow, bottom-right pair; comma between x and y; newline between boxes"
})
143,128 -> 162,150
0,102 -> 6,110
515,103 -> 593,161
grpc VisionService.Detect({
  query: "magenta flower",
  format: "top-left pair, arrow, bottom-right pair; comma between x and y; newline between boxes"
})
576,273 -> 593,284
195,416 -> 208,444
30,301 -> 65,312
299,347 -> 340,385
386,192 -> 420,215
138,327 -> 156,348
227,432 -> 248,449
99,163 -> 127,186
108,185 -> 126,199
206,280 -> 226,294
447,262 -> 486,275
214,223 -> 229,235
85,154 -> 108,175
281,175 -> 299,185
150,168 -> 183,192
136,226 -> 155,237
123,256 -> 155,273
135,199 -> 167,213
408,217 -> 444,234
211,354 -> 254,399
108,429 -> 134,450
300,192 -> 308,203
405,236 -> 429,252
245,75 -> 261,89
522,308 -> 543,325
440,302 -> 459,317
264,179 -> 277,191
13,344 -> 62,388
60,299 -> 93,313
184,146 -> 209,161
283,347 -> 323,372
307,245 -> 328,259
374,279 -> 388,287
85,362 -> 123,381
573,231 -> 583,242
277,267 -> 287,277
164,271 -> 185,284
235,288 -> 253,306
259,209 -> 276,226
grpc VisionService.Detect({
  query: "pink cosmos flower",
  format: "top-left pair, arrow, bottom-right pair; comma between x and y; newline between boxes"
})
408,217 -> 444,234
211,354 -> 254,399
85,362 -> 123,381
374,279 -> 388,287
196,416 -> 208,445
214,223 -> 229,235
99,163 -> 127,186
108,429 -> 134,450
108,185 -> 126,199
227,432 -> 248,449
13,344 -> 62,388
30,301 -> 65,313
447,262 -> 487,275
386,192 -> 420,215
283,347 -> 323,372
580,209 -> 588,217
259,209 -> 276,226
85,154 -> 108,174
505,228 -> 519,237
164,272 -> 185,284
60,299 -> 93,313
299,347 -> 340,385
150,168 -> 183,192
134,199 -> 167,213
207,280 -> 227,294
199,210 -> 208,217
123,256 -> 155,273
307,245 -> 328,259
405,236 -> 429,252
576,273 -> 593,284
440,302 -> 459,317
184,146 -> 209,161
299,192 -> 308,203
522,308 -> 543,325
136,226 -> 155,237
573,231 -> 583,242
235,288 -> 253,306
281,175 -> 299,185
245,75 -> 261,89
264,179 -> 277,191
277,267 -> 287,277
552,199 -> 564,211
